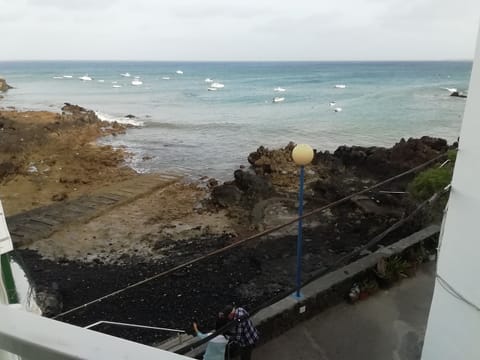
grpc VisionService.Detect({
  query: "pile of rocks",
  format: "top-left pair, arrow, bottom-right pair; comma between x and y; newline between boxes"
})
0,78 -> 12,92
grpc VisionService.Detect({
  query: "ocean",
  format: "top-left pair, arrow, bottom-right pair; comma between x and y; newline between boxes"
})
0,61 -> 472,179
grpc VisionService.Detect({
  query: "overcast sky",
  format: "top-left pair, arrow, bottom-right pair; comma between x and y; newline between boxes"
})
1,0 -> 479,61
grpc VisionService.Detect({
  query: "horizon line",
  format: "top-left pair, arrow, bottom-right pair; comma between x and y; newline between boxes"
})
0,58 -> 473,63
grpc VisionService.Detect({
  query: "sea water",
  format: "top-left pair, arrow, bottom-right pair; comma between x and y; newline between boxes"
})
0,61 -> 471,179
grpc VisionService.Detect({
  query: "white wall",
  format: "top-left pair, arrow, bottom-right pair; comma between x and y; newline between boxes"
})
0,304 -> 191,360
422,23 -> 480,360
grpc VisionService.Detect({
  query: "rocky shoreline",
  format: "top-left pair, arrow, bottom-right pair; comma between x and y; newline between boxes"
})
0,103 -> 452,345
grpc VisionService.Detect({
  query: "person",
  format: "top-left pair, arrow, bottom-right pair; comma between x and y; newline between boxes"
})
222,304 -> 259,360
193,316 -> 229,360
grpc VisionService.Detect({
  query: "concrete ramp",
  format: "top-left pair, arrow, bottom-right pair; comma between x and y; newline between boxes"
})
6,174 -> 181,247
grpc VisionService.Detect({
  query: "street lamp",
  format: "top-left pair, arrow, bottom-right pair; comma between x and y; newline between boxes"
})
291,144 -> 314,299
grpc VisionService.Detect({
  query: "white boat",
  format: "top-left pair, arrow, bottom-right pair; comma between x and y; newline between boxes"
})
207,87 -> 217,91
79,75 -> 92,81
335,84 -> 346,89
162,77 -> 171,80
176,70 -> 184,74
205,78 -> 214,83
211,82 -> 224,88
334,107 -> 343,112
112,84 -> 122,88
63,75 -> 73,78
131,78 -> 143,86
273,97 -> 285,103
120,72 -> 131,77
329,101 -> 336,106
274,87 -> 286,92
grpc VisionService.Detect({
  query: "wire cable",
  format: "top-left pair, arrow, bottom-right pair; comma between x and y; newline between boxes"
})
174,186 -> 449,355
53,152 -> 448,320
436,274 -> 480,312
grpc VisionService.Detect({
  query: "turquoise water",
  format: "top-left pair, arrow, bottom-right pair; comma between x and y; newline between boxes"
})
0,61 -> 471,179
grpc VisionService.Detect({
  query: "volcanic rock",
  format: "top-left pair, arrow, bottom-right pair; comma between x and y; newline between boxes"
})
211,184 -> 242,207
333,136 -> 449,178
0,78 -> 12,92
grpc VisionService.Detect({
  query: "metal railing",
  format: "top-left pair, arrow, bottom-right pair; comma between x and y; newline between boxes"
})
84,321 -> 186,346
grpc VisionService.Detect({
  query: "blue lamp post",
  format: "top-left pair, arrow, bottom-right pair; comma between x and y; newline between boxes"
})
292,144 -> 314,299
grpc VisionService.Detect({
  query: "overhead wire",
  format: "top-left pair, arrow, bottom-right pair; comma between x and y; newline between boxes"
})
174,185 -> 449,355
52,152 -> 448,320
436,274 -> 480,312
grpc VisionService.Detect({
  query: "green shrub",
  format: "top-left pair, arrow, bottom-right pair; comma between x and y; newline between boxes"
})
408,150 -> 457,202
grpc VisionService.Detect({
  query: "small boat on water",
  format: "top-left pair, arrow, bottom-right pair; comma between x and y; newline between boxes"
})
162,76 -> 171,80
207,87 -> 217,91
334,107 -> 343,112
205,78 -> 214,83
274,87 -> 286,92
112,84 -> 122,88
79,75 -> 92,81
120,72 -> 131,77
211,82 -> 224,88
131,77 -> 143,86
329,101 -> 336,106
53,76 -> 63,79
63,75 -> 73,78
176,70 -> 184,74
273,97 -> 285,103
335,84 -> 346,89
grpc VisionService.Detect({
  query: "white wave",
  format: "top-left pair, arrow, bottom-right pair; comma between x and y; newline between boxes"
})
205,78 -> 214,83
211,82 -> 224,88
95,111 -> 145,127
274,87 -> 286,92
63,75 -> 73,78
176,70 -> 184,74
441,87 -> 457,93
53,76 -> 63,79
335,84 -> 346,89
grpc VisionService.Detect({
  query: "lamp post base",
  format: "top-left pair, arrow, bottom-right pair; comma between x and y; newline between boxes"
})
291,291 -> 304,301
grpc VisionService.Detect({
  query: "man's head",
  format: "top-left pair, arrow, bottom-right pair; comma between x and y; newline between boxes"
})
221,304 -> 235,320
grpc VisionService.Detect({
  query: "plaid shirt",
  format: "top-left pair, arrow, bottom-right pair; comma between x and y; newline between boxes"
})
233,307 -> 259,347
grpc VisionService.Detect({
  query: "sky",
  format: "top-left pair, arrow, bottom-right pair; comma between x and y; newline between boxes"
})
0,0 -> 479,61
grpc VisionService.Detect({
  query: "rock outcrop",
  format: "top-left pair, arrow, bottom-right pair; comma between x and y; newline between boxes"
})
333,136 -> 449,178
0,78 -> 12,92
450,91 -> 467,98
247,142 -> 298,175
211,169 -> 274,208
61,102 -> 100,124
213,136 -> 451,226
